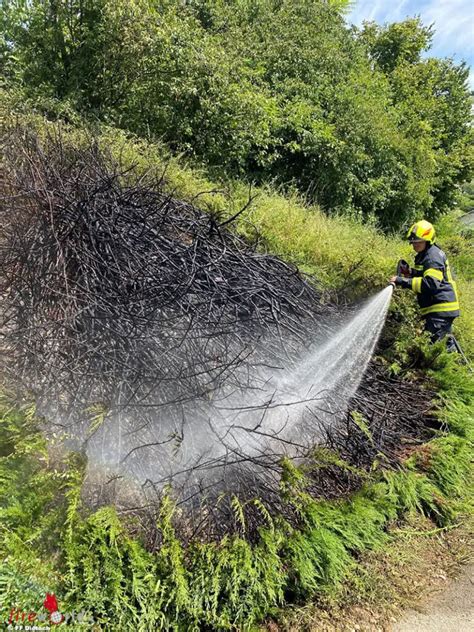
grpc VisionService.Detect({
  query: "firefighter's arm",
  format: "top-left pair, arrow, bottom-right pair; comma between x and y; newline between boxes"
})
390,268 -> 443,294
410,263 -> 443,295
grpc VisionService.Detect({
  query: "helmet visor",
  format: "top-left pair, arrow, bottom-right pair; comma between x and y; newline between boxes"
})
407,231 -> 426,242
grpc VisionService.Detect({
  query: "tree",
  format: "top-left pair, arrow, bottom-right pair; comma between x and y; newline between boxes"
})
358,18 -> 473,220
359,18 -> 433,73
1,2 -> 472,229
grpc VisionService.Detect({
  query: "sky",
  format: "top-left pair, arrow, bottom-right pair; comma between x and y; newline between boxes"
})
347,0 -> 474,89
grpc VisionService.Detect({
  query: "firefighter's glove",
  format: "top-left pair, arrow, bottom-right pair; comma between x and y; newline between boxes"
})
397,259 -> 410,277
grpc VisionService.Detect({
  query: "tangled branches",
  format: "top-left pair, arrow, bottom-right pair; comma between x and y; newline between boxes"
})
2,131 -> 320,376
1,128 -> 440,533
1,128 -> 330,497
341,364 -> 437,466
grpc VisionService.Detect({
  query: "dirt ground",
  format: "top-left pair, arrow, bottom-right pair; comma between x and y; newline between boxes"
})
392,563 -> 474,632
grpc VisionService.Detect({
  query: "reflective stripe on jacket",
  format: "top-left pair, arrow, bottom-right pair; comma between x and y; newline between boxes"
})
397,244 -> 460,318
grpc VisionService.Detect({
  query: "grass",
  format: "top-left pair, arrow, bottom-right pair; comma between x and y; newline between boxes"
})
269,514 -> 473,632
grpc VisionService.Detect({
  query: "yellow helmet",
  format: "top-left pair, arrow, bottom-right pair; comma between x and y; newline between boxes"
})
406,220 -> 435,244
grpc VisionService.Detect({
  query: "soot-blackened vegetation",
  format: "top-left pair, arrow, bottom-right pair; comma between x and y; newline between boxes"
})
0,125 -> 470,632
1,129 -> 442,540
1,129 -> 335,504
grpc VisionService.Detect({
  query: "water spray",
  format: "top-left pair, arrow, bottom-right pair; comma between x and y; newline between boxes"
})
81,286 -> 395,498
1,132 -> 402,504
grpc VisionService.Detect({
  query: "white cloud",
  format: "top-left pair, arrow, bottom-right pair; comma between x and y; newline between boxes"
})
348,0 -> 411,26
422,0 -> 474,54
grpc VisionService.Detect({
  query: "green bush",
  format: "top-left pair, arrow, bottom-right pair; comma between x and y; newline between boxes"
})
2,1 -> 471,226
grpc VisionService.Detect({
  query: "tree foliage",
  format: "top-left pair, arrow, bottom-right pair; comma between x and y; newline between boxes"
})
359,18 -> 473,219
1,1 -> 472,228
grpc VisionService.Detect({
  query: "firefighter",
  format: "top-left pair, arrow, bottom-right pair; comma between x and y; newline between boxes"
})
389,220 -> 460,351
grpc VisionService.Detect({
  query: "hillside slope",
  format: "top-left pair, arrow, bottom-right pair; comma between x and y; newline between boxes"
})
0,96 -> 472,630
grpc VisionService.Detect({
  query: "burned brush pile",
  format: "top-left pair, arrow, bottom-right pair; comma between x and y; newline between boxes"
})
0,128 -> 440,528
1,131 -> 321,396
1,130 -> 330,498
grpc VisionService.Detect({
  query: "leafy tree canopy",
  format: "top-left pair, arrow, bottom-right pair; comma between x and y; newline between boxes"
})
1,0 -> 472,230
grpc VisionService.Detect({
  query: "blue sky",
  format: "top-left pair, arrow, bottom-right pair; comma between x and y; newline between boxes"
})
347,1 -> 474,89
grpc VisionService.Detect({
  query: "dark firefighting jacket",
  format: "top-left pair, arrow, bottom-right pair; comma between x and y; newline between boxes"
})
396,243 -> 460,318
